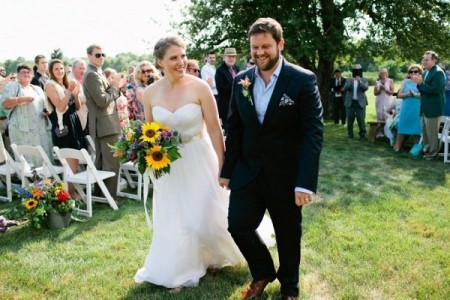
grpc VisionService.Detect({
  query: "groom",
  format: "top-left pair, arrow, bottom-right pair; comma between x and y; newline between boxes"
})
219,18 -> 323,300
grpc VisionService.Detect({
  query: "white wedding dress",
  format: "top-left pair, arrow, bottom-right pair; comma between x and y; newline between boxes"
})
134,103 -> 243,288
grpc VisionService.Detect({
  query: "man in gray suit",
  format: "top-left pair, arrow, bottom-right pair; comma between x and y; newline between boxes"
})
83,44 -> 126,198
343,65 -> 369,140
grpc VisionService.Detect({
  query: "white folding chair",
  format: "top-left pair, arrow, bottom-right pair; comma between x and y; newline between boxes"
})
117,162 -> 143,201
53,146 -> 118,217
0,135 -> 20,202
438,117 -> 450,163
11,144 -> 64,187
85,135 -> 96,162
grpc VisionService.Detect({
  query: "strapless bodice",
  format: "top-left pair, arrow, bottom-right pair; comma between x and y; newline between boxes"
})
152,103 -> 203,140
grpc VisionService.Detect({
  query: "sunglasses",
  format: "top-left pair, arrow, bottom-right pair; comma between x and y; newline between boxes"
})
141,69 -> 153,74
248,62 -> 255,65
94,53 -> 106,58
188,68 -> 200,73
408,70 -> 419,74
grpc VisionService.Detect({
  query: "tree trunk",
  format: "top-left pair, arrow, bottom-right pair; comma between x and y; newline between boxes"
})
317,58 -> 335,120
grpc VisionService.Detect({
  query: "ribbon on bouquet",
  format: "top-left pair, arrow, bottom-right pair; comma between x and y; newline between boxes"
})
143,168 -> 157,230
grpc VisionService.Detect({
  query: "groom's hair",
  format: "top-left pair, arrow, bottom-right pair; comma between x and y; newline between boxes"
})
248,17 -> 283,43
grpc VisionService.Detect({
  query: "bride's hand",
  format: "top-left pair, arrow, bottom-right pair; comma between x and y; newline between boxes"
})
219,177 -> 229,189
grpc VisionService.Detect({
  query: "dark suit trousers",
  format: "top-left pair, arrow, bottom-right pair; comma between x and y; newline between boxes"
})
94,134 -> 120,198
346,101 -> 367,138
228,171 -> 302,296
333,96 -> 346,124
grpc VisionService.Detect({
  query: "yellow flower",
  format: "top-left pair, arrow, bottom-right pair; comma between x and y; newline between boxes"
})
25,198 -> 38,210
126,129 -> 135,142
141,122 -> 161,144
145,145 -> 170,170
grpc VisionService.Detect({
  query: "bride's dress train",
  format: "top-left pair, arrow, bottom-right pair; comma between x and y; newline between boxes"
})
134,103 -> 274,288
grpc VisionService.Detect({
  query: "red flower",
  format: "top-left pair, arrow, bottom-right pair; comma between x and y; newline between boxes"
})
57,190 -> 70,202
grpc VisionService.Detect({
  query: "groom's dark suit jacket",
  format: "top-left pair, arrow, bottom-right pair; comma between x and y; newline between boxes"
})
221,59 -> 323,194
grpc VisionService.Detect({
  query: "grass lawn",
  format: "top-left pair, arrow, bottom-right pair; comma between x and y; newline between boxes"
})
1,87 -> 449,299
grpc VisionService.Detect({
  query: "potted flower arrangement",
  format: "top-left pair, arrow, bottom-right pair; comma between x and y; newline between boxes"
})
7,172 -> 75,229
110,119 -> 182,178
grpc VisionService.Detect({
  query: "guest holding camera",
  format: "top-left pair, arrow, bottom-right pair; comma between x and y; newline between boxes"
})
343,64 -> 369,140
134,61 -> 159,114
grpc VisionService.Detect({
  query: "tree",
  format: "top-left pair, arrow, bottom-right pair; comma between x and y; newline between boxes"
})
178,0 -> 450,117
51,48 -> 64,60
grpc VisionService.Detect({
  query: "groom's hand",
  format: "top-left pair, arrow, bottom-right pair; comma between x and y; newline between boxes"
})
219,177 -> 229,189
295,192 -> 313,207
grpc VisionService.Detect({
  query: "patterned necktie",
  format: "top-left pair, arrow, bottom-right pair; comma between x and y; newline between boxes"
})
230,67 -> 236,78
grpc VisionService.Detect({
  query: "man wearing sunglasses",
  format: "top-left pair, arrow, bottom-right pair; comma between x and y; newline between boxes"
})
83,44 -> 126,199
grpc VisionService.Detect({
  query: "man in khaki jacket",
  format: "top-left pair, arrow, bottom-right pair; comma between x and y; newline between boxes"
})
83,45 -> 126,198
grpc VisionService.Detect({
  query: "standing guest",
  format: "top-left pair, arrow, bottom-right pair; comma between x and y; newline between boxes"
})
186,59 -> 201,77
45,59 -> 86,198
215,47 -> 239,132
0,64 -> 53,164
83,45 -> 126,198
343,64 -> 369,140
31,55 -> 49,90
105,68 -> 129,129
374,68 -> 395,121
246,57 -> 255,70
440,63 -> 450,116
411,50 -> 445,160
200,50 -> 218,101
330,69 -> 346,125
134,61 -> 159,113
393,64 -> 422,151
8,73 -> 17,82
220,18 -> 323,300
128,65 -> 135,77
69,59 -> 88,134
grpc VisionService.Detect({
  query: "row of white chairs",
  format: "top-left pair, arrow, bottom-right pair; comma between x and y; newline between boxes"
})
0,134 -> 145,217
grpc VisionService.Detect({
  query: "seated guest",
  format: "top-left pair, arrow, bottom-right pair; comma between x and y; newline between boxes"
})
393,64 -> 422,151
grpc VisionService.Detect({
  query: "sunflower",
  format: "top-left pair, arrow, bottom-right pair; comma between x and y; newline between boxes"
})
25,198 -> 39,210
145,145 -> 170,170
140,122 -> 161,144
31,187 -> 45,199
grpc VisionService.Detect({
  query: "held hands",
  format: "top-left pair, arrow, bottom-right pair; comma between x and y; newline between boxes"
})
219,177 -> 229,189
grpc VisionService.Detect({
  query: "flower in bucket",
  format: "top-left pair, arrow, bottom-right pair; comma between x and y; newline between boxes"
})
238,76 -> 253,106
7,173 -> 75,229
110,119 -> 182,178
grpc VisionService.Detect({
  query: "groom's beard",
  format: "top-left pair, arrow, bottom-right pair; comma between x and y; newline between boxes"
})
254,49 -> 280,71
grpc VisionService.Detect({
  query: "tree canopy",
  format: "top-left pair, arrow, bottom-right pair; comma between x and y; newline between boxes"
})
178,0 -> 450,116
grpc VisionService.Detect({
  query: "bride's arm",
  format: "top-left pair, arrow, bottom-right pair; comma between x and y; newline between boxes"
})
199,81 -> 225,173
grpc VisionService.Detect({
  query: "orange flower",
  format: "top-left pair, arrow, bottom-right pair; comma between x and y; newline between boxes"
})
31,187 -> 45,199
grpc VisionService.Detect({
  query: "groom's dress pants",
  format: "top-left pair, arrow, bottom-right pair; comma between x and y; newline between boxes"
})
228,171 -> 302,297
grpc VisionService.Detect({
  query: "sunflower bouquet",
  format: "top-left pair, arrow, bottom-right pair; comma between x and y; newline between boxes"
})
7,174 -> 75,229
110,119 -> 182,178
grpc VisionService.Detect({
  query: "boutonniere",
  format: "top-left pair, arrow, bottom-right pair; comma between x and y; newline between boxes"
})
238,76 -> 253,106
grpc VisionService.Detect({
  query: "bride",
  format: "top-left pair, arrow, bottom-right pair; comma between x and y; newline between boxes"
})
133,35 -> 243,289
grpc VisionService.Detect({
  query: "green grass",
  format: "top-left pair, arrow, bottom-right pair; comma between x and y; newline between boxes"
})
1,87 -> 449,299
